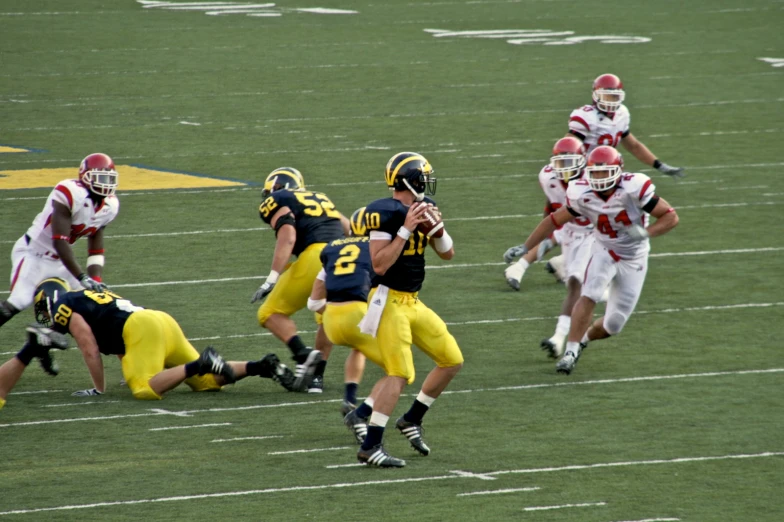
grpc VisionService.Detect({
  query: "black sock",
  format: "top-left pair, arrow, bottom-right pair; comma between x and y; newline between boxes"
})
354,402 -> 372,420
245,360 -> 269,378
344,382 -> 358,405
403,400 -> 429,425
286,336 -> 309,363
362,425 -> 384,451
314,360 -> 327,378
15,343 -> 37,366
184,361 -> 200,378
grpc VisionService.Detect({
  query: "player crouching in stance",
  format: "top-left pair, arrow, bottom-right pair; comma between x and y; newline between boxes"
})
8,278 -> 296,402
356,152 -> 464,468
504,146 -> 679,374
1,153 -> 120,330
307,208 -> 388,444
251,168 -> 351,392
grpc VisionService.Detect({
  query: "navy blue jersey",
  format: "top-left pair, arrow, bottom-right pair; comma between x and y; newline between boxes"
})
50,290 -> 143,355
258,189 -> 344,256
320,237 -> 375,303
363,197 -> 434,293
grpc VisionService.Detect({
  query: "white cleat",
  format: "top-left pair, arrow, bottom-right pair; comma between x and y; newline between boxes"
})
544,254 -> 566,283
504,262 -> 527,291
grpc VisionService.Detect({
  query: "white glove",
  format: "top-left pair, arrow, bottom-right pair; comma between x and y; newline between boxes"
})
626,224 -> 649,242
72,388 -> 103,397
78,273 -> 107,292
656,162 -> 685,178
251,281 -> 276,303
504,244 -> 529,263
536,237 -> 555,262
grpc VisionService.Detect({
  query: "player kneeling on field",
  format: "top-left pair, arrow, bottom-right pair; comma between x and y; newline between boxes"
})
4,278 -> 297,403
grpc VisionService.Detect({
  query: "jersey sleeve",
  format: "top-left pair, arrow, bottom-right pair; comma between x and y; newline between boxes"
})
565,182 -> 588,215
51,182 -> 76,210
636,175 -> 656,208
621,105 -> 631,135
365,201 -> 404,240
568,106 -> 593,137
258,191 -> 292,225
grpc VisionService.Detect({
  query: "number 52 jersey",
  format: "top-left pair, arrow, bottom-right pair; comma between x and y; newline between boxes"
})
566,173 -> 657,259
258,189 -> 344,256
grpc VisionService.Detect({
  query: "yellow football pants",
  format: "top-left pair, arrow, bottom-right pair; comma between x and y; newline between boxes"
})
323,301 -> 392,378
257,243 -> 326,325
370,287 -> 463,384
122,310 -> 220,400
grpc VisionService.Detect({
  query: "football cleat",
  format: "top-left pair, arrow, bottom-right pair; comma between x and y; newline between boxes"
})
395,417 -> 431,456
293,348 -> 323,392
504,262 -> 527,291
357,444 -> 406,468
340,400 -> 356,418
540,337 -> 565,359
556,344 -> 586,375
258,354 -> 297,391
343,408 -> 368,445
308,374 -> 324,394
197,346 -> 236,384
38,350 -> 60,376
544,255 -> 566,283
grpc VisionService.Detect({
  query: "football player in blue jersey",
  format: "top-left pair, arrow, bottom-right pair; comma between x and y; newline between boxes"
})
252,168 -> 351,392
353,152 -> 464,468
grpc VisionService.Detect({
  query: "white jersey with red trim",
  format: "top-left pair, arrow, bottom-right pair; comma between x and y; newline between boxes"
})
566,172 -> 655,259
538,164 -> 593,234
568,104 -> 631,153
24,179 -> 119,256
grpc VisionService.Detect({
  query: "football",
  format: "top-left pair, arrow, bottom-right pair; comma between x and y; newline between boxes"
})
417,203 -> 445,238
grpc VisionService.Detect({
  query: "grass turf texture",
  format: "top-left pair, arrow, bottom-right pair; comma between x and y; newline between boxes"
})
1,0 -> 783,520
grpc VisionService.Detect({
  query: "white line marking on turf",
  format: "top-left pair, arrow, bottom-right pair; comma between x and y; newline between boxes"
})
211,435 -> 285,443
268,446 -> 351,455
524,501 -> 606,511
2,368 -> 782,429
324,463 -> 364,469
2,452 -> 778,516
8,389 -> 62,395
148,408 -> 193,417
611,518 -> 680,522
149,423 -> 231,431
43,401 -> 120,407
458,487 -> 540,497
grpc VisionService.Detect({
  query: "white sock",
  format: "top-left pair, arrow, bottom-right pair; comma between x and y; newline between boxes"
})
517,259 -> 530,270
369,411 -> 389,427
565,341 -> 582,358
364,397 -> 375,409
417,391 -> 436,407
580,331 -> 590,345
555,315 -> 571,337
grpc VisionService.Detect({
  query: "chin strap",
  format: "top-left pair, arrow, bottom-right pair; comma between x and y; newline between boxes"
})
401,178 -> 424,202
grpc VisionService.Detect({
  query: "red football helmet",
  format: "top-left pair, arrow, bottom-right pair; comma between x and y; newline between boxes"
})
79,153 -> 118,197
585,146 -> 623,191
592,73 -> 625,113
550,137 -> 585,182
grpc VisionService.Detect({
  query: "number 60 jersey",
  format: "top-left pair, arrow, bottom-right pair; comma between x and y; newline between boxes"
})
258,189 -> 345,256
566,173 -> 657,260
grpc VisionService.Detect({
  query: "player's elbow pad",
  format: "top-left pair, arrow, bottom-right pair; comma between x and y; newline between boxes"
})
307,297 -> 327,312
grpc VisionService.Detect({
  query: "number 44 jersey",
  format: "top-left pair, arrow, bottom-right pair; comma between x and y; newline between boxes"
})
566,173 -> 656,260
258,189 -> 345,256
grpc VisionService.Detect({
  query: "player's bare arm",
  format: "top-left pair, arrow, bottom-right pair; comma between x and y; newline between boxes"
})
369,203 -> 428,275
86,227 -> 106,281
50,201 -> 83,279
69,312 -> 105,394
307,277 -> 327,314
620,133 -> 657,166
504,207 -> 574,262
645,197 -> 679,238
339,213 -> 351,236
251,206 -> 296,303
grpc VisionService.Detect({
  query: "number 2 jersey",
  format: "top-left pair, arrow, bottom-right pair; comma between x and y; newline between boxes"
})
24,179 -> 119,256
258,189 -> 344,256
566,172 -> 657,259
364,197 -> 433,293
568,104 -> 631,153
319,236 -> 375,303
51,290 -> 142,355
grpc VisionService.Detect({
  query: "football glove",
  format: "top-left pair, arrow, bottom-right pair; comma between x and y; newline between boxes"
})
536,237 -> 555,262
26,325 -> 69,350
626,224 -> 649,242
78,273 -> 107,292
72,388 -> 103,397
504,244 -> 529,264
251,281 -> 276,303
656,162 -> 685,178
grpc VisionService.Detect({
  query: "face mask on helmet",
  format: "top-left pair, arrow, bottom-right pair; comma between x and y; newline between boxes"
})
33,278 -> 71,326
85,169 -> 119,197
586,164 -> 621,192
593,88 -> 625,113
551,153 -> 585,182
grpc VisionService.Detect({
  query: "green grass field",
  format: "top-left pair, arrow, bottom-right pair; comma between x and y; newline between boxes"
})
1,0 -> 783,520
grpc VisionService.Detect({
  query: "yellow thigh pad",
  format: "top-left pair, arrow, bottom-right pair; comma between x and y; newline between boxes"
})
257,243 -> 326,325
323,302 -> 387,372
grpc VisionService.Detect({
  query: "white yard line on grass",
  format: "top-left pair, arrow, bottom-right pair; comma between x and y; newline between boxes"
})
2,368 -> 782,429
211,435 -> 284,443
149,423 -> 231,431
523,501 -> 606,511
611,518 -> 680,522
43,401 -> 120,407
267,446 -> 351,455
0,451 -> 779,516
8,389 -> 62,395
458,487 -> 540,497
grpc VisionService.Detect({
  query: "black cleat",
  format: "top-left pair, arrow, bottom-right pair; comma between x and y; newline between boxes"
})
340,400 -> 356,418
293,348 -> 322,392
343,408 -> 368,445
357,444 -> 406,468
258,354 -> 297,391
395,417 -> 431,456
197,346 -> 236,384
307,375 -> 323,394
38,350 -> 59,376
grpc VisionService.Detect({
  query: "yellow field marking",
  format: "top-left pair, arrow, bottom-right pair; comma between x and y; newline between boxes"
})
0,145 -> 33,153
